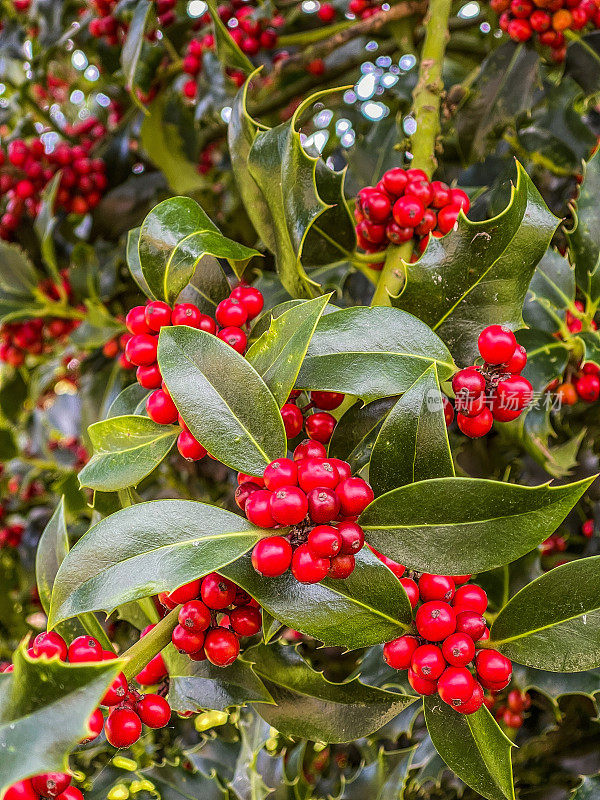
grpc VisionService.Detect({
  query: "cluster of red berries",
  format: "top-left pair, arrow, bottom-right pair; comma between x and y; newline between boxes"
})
48,435 -> 89,470
238,441 -> 373,584
280,390 -> 344,444
492,0 -> 600,61
552,362 -> 600,406
160,575 -> 261,667
489,688 -> 532,729
0,137 -> 107,238
3,631 -> 172,748
88,0 -> 177,45
383,574 -> 512,714
451,325 -> 532,438
354,168 -> 471,267
5,775 -> 83,800
102,333 -> 136,372
124,285 -> 264,459
316,0 -> 382,21
0,521 -> 25,548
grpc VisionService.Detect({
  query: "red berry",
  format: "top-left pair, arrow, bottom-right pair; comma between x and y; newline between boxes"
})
83,707 -> 105,742
505,344 -> 527,373
442,632 -> 476,667
307,524 -> 342,557
576,373 -> 600,402
478,325 -> 517,364
126,306 -> 151,335
196,314 -> 218,334
310,390 -> 345,410
305,412 -> 336,443
453,584 -> 488,614
475,649 -> 512,684
495,374 -> 533,412
362,192 -> 392,223
456,681 -> 484,715
291,543 -> 330,583
101,671 -> 128,706
530,8 -> 551,29
264,458 -> 298,491
393,195 -> 425,227
383,635 -> 419,669
415,601 -> 456,641
31,774 -> 71,798
405,179 -> 433,207
438,666 -> 475,707
270,485 -> 308,525
399,577 -> 419,607
507,689 -> 525,712
430,181 -> 451,208
328,553 -> 355,578
136,363 -> 162,389
307,487 -> 340,523
136,652 -> 168,685
145,301 -> 172,331
582,519 -> 594,537
238,472 -> 264,486
171,303 -> 202,327
293,439 -> 327,461
177,430 -> 207,460
235,481 -> 261,511
201,573 -> 237,609
68,635 -> 102,663
245,490 -> 277,528
411,644 -> 446,680
218,326 -> 247,353
136,693 -> 171,728
216,298 -> 248,327
105,707 -> 142,748
204,627 -> 240,666
408,667 -> 438,695
172,624 -> 205,654
455,610 -> 488,641
178,600 -> 211,632
452,367 -> 485,399
125,333 -> 158,366
167,579 -> 201,604
507,17 -> 532,40
32,631 -> 67,660
229,605 -> 262,636
418,573 -> 455,603
457,408 -> 493,438
385,222 -> 413,244
230,285 -> 264,319
4,783 -> 38,800
147,389 -> 178,424
335,477 -> 374,516
329,458 -> 352,481
281,403 -> 304,438
381,168 -> 408,196
318,2 -> 336,20
336,521 -> 365,554
252,536 -> 293,576
297,458 -> 340,492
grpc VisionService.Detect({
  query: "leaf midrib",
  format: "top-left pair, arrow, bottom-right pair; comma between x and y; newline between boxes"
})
491,604 -> 600,646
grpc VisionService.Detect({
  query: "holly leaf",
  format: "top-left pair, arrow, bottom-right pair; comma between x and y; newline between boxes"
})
245,294 -> 331,407
522,248 -> 575,334
518,329 -> 570,393
126,227 -> 155,300
246,643 -> 417,743
167,648 -> 274,713
0,645 -> 120,794
78,415 -> 178,491
370,364 -> 454,496
205,0 -> 253,72
567,148 -> 600,302
489,556 -> 600,671
0,239 -> 37,297
222,546 -> 412,649
393,162 -> 559,365
107,383 -> 150,418
359,476 -> 593,574
578,331 -> 600,367
424,697 -> 515,800
570,775 -> 600,799
176,254 -> 230,317
121,0 -> 153,108
138,196 -> 260,304
48,500 -> 268,626
512,663 -> 600,703
158,326 -> 286,475
295,306 -> 455,402
329,397 -> 397,473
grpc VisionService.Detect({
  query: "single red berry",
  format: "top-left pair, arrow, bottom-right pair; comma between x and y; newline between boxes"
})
218,326 -> 247,353
318,2 -> 336,20
362,191 -> 392,223
196,314 -> 218,334
452,367 -> 485,399
170,303 -> 202,327
172,624 -> 206,654
475,649 -> 512,684
336,521 -> 364,554
411,644 -> 446,680
177,430 -> 207,460
383,635 -> 419,669
264,458 -> 298,491
438,666 -> 475,707
270,485 -> 308,525
32,631 -> 67,660
101,671 -> 128,706
31,774 -> 71,798
392,195 -> 425,227
495,374 -> 533,412
204,627 -> 240,666
167,579 -> 201,604
235,481 -> 261,511
125,333 -> 158,366
507,689 -> 525,712
281,403 -> 304,438
437,204 -> 461,234
245,490 -> 277,528
418,573 -> 455,603
307,524 -> 342,558
105,707 -> 142,748
505,344 -> 527,373
145,301 -> 172,331
216,298 -> 248,327
576,373 -> 600,402
305,412 -> 336,443
68,636 -> 102,663
201,573 -> 237,609
385,221 -> 413,244
238,472 -> 264,486
252,536 -> 293,576
291,543 -> 330,583
56,790 -> 84,800
229,285 -> 264,319
415,601 -> 456,641
455,610 -> 488,642
442,632 -> 475,667
136,363 -> 162,390
136,652 -> 168,685
582,519 -> 594,537
335,477 -> 374,516
453,584 -> 488,614
136,693 -> 171,728
456,681 -> 484,715
405,179 -> 433,207
297,458 -> 340,492
381,168 -> 408,196
430,180 -> 451,208
443,397 -> 455,426
507,16 -> 532,40
126,306 -> 151,335
178,600 -> 211,632
307,487 -> 340,523
400,577 -> 419,607
457,408 -> 493,438
477,325 -> 517,364
328,458 -> 352,481
83,707 -> 105,742
407,667 -> 438,695
328,553 -> 355,578
310,390 -> 345,410
147,389 -> 178,425
293,439 -> 327,461
229,605 -> 262,636
4,783 -> 38,800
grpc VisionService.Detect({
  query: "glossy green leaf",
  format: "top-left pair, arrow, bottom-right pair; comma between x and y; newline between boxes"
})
359,476 -> 593,574
49,500 -> 267,626
518,329 -> 570,393
205,0 -> 253,72
424,697 -> 515,800
158,326 -> 286,475
229,80 -> 355,298
522,248 -> 574,334
512,663 -> 600,702
141,765 -> 227,800
489,556 -> 600,671
296,307 -> 455,402
246,294 -> 331,406
78,415 -> 178,491
222,547 -> 412,649
176,254 -> 230,316
247,643 -> 417,743
121,0 -> 153,104
329,397 -> 396,472
0,239 -> 37,297
127,227 -> 155,300
167,647 -> 274,713
370,365 -> 454,496
394,163 -> 559,364
567,148 -> 600,301
107,383 -> 150,418
0,645 -> 120,794
578,331 -> 600,367
34,172 -> 61,278
138,196 -> 260,304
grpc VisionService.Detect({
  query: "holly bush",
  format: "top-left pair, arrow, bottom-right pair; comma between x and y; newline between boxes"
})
2,0 -> 600,798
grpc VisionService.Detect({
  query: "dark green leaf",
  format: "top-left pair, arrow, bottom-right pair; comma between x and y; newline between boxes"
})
489,556 -> 600,671
78,415 -> 178,491
359,476 -> 593,574
578,331 -> 600,367
522,248 -> 575,334
424,697 -> 515,800
296,307 -> 455,402
138,196 -> 260,304
141,764 -> 228,800
158,326 -> 286,475
222,547 -> 412,649
565,30 -> 600,95
329,397 -> 397,472
177,254 -> 230,316
126,227 -> 155,300
512,663 -> 600,702
370,365 -> 454,495
34,172 -> 61,277
107,383 -> 150,418
246,294 -> 331,406
518,329 -> 570,393
567,148 -> 600,301
121,0 -> 153,103
49,500 -> 267,626
247,643 -> 417,743
0,426 -> 17,460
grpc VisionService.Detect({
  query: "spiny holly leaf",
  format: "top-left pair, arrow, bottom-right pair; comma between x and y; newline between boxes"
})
167,647 -> 274,713
222,547 -> 412,649
295,307 -> 455,402
246,294 -> 331,407
578,331 -> 600,367
522,248 -> 575,334
424,697 -> 515,800
512,663 -> 600,703
107,383 -> 150,418
489,556 -> 600,671
141,764 -> 228,800
138,196 -> 259,304
518,329 -> 570,393
49,500 -> 268,626
78,415 -> 178,491
570,775 -> 600,799
393,162 -> 559,365
229,78 -> 355,298
158,326 -> 287,475
359,476 -> 593,575
369,364 -> 454,496
567,148 -> 600,302
0,645 -> 120,794
246,643 -> 417,743
329,397 -> 397,473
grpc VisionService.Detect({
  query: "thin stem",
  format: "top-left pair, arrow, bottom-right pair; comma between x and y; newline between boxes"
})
120,607 -> 180,682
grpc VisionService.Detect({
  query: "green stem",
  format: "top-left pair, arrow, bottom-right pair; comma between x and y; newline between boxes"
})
371,0 -> 452,307
120,607 -> 180,682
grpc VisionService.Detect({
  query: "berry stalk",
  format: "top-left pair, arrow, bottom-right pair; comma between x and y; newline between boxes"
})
371,0 -> 453,307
